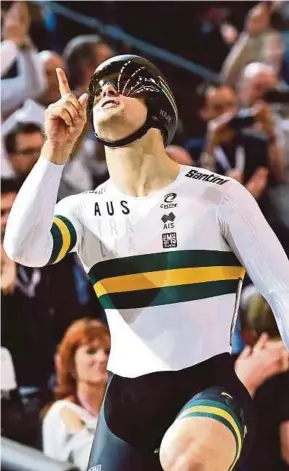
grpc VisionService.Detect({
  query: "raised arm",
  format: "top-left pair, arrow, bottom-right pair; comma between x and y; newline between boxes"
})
217,179 -> 289,350
3,69 -> 88,267
1,2 -> 47,115
220,3 -> 271,85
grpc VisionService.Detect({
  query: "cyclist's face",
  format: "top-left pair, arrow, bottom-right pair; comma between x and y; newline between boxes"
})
92,81 -> 147,142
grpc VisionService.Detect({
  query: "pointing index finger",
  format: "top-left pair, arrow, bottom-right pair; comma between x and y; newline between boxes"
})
56,68 -> 71,97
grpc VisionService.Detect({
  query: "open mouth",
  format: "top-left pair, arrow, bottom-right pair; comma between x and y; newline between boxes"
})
101,99 -> 119,108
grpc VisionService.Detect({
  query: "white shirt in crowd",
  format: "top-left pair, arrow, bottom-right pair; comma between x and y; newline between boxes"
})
1,46 -> 47,117
1,99 -> 95,197
1,40 -> 18,77
42,399 -> 97,471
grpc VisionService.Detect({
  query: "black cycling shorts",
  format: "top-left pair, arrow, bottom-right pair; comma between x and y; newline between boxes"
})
87,353 -> 255,471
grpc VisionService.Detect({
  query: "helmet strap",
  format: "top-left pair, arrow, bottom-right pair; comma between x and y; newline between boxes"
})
95,109 -> 165,148
96,115 -> 150,148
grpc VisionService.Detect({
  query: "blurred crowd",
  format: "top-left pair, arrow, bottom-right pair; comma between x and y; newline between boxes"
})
1,2 -> 289,471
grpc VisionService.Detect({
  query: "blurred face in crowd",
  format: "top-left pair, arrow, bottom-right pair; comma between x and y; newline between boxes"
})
1,192 -> 16,239
246,3 -> 270,37
239,64 -> 278,106
93,82 -> 148,143
200,85 -> 237,122
38,51 -> 66,105
262,33 -> 285,72
74,336 -> 110,387
95,43 -> 113,66
9,131 -> 43,176
81,43 -> 113,91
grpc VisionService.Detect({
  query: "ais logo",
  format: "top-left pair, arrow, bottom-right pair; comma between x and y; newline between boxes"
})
161,212 -> 175,229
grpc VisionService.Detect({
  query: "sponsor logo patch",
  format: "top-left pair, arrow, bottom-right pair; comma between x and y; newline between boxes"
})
186,169 -> 228,186
160,192 -> 177,209
161,212 -> 175,223
162,232 -> 177,248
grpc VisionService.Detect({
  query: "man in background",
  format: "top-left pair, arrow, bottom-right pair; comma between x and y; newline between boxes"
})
37,50 -> 65,106
4,122 -> 43,182
63,34 -> 112,97
185,83 -> 270,203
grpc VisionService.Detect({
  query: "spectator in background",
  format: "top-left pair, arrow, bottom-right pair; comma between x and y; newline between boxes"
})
63,35 -> 112,96
1,179 -> 54,450
2,114 -> 94,198
1,179 -> 19,296
203,111 -> 271,201
1,1 -> 46,179
267,119 -> 289,255
235,293 -> 289,471
0,346 -> 33,447
2,49 -> 64,134
185,83 -> 238,163
221,2 -> 273,86
237,62 -> 289,248
2,126 -> 100,323
238,61 -> 278,107
37,50 -> 65,106
198,64 -> 286,196
262,31 -> 289,85
4,122 -> 43,182
36,44 -> 99,196
1,178 -> 98,394
185,83 -> 270,203
1,347 -> 17,397
238,60 -> 289,121
1,178 -> 54,390
1,16 -> 19,77
1,1 -> 47,119
2,35 -> 114,197
43,318 -> 110,471
271,0 -> 289,30
1,179 -> 20,298
2,33 -> 113,195
62,35 -> 112,189
1,179 -> 102,445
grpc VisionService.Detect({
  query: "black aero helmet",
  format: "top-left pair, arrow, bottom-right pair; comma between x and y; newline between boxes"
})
88,54 -> 178,147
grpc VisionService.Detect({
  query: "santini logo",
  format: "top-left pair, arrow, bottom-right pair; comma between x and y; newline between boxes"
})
88,466 -> 102,471
186,169 -> 228,186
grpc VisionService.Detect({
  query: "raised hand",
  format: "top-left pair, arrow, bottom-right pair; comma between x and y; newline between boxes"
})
245,3 -> 270,38
45,68 -> 88,148
3,1 -> 31,46
235,333 -> 289,396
